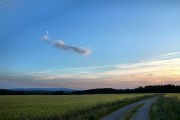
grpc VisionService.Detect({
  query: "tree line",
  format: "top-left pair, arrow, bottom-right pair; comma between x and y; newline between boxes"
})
72,84 -> 180,94
0,84 -> 180,95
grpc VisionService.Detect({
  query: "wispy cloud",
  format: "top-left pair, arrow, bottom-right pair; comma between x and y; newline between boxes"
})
42,31 -> 92,55
54,40 -> 91,55
160,52 -> 180,57
25,53 -> 180,85
151,52 -> 180,61
42,31 -> 50,41
140,52 -> 180,62
0,0 -> 19,11
1,52 -> 180,89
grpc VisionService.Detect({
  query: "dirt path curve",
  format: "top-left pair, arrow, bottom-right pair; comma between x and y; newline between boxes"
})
132,97 -> 158,120
101,96 -> 158,120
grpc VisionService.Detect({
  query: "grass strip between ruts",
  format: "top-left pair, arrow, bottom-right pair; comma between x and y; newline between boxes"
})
119,103 -> 144,120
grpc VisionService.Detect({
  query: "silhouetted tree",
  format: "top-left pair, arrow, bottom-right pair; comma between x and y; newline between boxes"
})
51,90 -> 65,95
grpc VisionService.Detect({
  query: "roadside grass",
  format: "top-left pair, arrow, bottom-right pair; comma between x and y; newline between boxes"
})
0,94 -> 155,120
151,94 -> 180,120
119,104 -> 144,120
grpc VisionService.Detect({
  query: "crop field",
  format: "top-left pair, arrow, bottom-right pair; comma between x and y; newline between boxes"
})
164,93 -> 180,99
0,94 -> 153,120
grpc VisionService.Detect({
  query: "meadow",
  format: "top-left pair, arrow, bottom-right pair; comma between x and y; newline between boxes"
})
0,94 -> 153,120
164,93 -> 180,99
151,93 -> 180,120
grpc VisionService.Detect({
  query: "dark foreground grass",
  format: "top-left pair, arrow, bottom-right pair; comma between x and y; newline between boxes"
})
151,95 -> 180,120
29,95 -> 154,120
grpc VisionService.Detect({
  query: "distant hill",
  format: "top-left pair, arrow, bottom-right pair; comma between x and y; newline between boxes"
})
10,88 -> 77,93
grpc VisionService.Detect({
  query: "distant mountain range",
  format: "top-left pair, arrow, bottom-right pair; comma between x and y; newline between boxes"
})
10,88 -> 78,93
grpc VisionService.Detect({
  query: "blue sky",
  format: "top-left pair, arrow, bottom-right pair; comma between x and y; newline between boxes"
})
0,0 -> 180,89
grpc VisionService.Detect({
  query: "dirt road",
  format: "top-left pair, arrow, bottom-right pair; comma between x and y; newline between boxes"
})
132,97 -> 157,120
101,96 -> 158,120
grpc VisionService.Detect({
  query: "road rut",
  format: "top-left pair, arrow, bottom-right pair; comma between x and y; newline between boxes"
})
132,97 -> 157,120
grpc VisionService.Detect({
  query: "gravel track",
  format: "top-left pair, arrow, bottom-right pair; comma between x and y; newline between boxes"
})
101,96 -> 158,120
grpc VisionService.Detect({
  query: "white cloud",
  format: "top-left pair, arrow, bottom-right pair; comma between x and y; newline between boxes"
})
160,52 -> 180,57
42,31 -> 50,41
42,31 -> 92,55
54,40 -> 92,55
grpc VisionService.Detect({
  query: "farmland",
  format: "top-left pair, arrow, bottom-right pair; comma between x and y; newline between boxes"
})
0,94 -> 153,120
151,93 -> 180,120
165,93 -> 180,99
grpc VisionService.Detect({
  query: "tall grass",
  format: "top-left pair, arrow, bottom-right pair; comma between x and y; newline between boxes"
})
151,94 -> 180,120
0,94 -> 154,120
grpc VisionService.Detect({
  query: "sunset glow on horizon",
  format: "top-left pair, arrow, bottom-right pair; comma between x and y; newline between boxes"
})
0,0 -> 180,89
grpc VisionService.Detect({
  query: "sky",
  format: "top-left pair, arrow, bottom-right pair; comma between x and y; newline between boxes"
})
0,0 -> 180,89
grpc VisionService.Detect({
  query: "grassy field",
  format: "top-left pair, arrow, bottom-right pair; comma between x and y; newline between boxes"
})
151,93 -> 180,120
165,93 -> 180,99
0,94 -> 154,120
